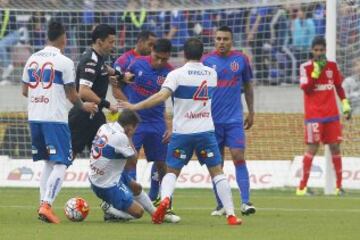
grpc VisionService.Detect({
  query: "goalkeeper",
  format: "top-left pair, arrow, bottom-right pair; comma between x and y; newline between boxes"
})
297,36 -> 351,196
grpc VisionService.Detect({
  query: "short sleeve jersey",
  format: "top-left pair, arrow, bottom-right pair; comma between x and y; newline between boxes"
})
89,122 -> 135,188
22,46 -> 75,123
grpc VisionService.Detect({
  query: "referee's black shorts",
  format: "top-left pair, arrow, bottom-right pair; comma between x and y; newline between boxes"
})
68,107 -> 106,155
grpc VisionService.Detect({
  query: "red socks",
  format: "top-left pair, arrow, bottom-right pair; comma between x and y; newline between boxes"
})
332,155 -> 342,189
299,152 -> 314,190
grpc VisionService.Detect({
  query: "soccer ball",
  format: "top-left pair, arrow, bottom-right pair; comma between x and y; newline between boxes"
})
64,197 -> 90,222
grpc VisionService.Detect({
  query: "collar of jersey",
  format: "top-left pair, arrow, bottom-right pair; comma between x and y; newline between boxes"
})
185,61 -> 203,66
44,45 -> 61,52
111,121 -> 125,133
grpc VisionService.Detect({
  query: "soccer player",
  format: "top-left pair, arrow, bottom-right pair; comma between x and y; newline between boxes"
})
113,30 -> 156,99
120,38 -> 242,225
297,36 -> 351,196
21,21 -> 98,224
202,26 -> 256,216
89,109 -> 180,223
124,39 -> 173,202
68,24 -> 123,158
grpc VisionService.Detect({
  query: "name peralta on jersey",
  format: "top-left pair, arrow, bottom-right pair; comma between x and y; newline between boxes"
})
89,122 -> 135,188
22,46 -> 75,123
300,60 -> 345,123
162,62 -> 217,134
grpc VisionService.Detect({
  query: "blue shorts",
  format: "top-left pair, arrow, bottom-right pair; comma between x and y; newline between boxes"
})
29,122 -> 72,166
166,131 -> 222,170
133,123 -> 167,162
91,181 -> 134,212
215,122 -> 245,149
120,172 -> 134,187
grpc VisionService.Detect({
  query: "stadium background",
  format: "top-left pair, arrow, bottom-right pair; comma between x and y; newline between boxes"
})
0,0 -> 359,161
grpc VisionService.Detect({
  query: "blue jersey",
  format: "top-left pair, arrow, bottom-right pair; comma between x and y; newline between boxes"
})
202,50 -> 253,124
127,56 -> 172,123
113,49 -> 140,98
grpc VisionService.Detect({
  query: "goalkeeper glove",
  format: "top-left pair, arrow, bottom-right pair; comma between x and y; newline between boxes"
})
342,99 -> 352,119
106,111 -> 120,122
311,55 -> 327,79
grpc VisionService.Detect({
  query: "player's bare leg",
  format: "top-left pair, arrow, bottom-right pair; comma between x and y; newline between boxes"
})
208,165 -> 242,225
297,143 -> 319,196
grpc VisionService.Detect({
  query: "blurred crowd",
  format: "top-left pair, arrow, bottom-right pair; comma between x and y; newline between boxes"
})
0,0 -> 359,87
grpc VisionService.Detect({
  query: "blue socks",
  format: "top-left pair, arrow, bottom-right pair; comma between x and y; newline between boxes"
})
235,163 -> 250,204
148,164 -> 160,201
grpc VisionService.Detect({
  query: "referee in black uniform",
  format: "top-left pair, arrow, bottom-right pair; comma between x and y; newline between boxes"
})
69,24 -> 124,158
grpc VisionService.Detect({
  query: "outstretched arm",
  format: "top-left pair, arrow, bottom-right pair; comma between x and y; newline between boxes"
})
119,88 -> 172,111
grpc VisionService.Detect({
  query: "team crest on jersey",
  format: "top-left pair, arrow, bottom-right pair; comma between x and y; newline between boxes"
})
230,61 -> 239,72
157,76 -> 166,85
138,71 -> 143,77
326,70 -> 333,79
212,64 -> 217,70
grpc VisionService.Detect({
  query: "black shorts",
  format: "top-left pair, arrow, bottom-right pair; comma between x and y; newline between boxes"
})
68,108 -> 106,155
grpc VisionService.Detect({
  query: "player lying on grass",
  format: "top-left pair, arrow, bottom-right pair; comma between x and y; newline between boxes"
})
119,38 -> 242,225
88,109 -> 180,223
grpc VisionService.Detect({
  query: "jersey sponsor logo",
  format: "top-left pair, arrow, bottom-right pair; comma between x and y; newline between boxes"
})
86,62 -> 97,67
157,76 -> 166,85
184,111 -> 210,119
217,77 -> 238,88
85,68 -> 95,74
314,83 -> 334,91
187,70 -> 211,76
28,61 -> 55,89
132,85 -> 158,96
230,61 -> 239,72
31,95 -> 50,103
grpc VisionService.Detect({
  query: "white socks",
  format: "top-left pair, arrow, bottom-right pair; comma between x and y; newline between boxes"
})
213,174 -> 235,216
39,161 -> 55,204
160,173 -> 177,200
43,164 -> 66,205
134,190 -> 156,214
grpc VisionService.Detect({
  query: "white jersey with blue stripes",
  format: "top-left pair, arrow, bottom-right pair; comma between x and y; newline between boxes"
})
22,46 -> 75,123
162,62 -> 217,134
89,122 -> 135,188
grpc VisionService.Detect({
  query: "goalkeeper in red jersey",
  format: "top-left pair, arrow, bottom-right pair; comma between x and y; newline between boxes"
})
297,36 -> 351,196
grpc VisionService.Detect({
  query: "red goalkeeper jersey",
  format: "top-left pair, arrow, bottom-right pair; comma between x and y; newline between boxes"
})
299,60 -> 346,123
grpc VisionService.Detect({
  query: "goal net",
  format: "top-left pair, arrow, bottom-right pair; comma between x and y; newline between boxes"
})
0,0 -> 359,163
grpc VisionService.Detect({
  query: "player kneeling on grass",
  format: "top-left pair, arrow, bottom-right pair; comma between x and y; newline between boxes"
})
88,109 -> 180,223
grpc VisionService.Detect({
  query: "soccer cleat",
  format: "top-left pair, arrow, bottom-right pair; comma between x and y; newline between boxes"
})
152,197 -> 161,207
164,213 -> 181,223
241,202 -> 256,216
100,201 -> 110,213
227,215 -> 242,225
210,207 -> 226,216
152,197 -> 170,224
38,202 -> 60,224
336,188 -> 346,196
103,213 -> 129,223
296,187 -> 314,196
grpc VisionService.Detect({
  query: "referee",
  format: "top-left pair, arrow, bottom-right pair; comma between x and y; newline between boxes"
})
69,24 -> 122,158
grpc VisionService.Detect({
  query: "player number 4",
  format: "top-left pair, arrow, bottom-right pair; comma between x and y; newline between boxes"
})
193,80 -> 209,105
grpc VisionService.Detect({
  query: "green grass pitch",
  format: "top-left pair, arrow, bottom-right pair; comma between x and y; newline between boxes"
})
0,188 -> 359,240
